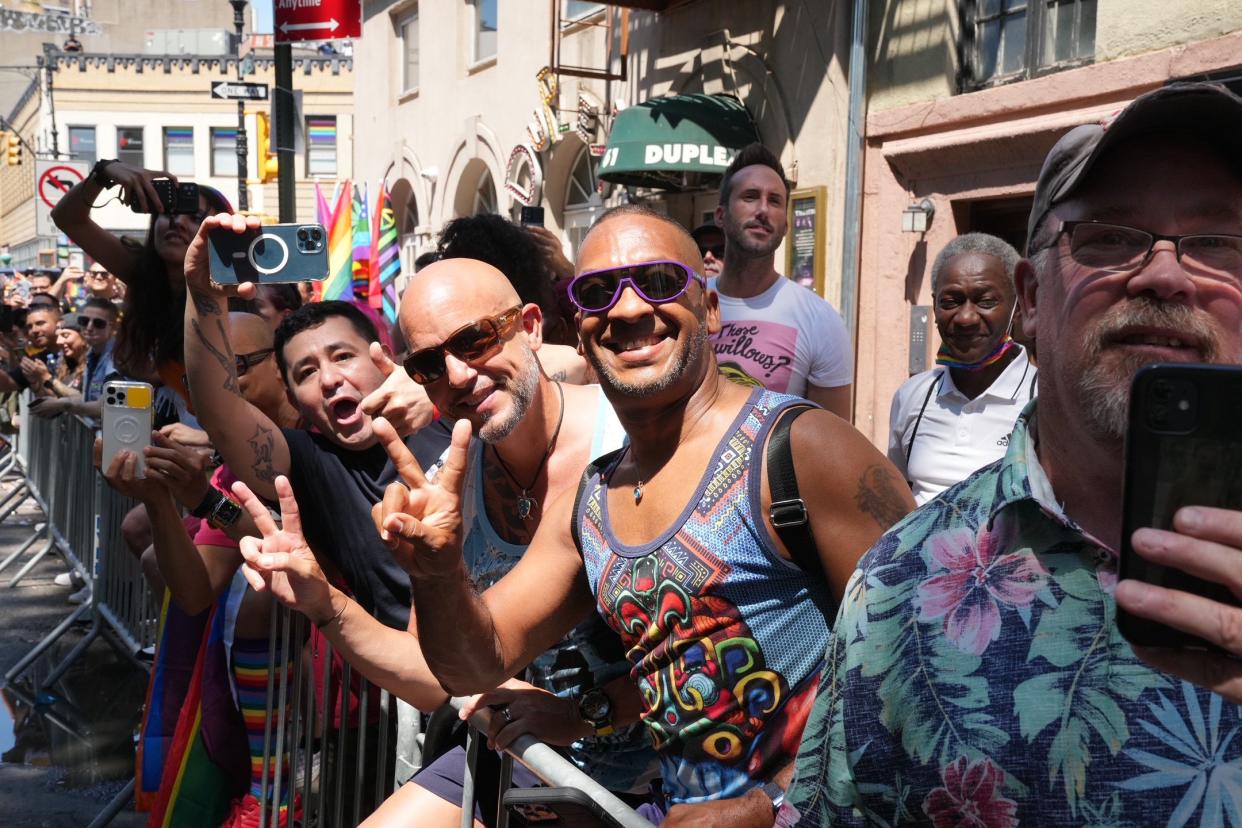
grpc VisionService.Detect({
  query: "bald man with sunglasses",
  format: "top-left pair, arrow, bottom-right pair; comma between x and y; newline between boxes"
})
350,205 -> 913,826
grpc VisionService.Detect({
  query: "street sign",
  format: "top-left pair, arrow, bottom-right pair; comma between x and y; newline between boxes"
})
211,80 -> 270,101
274,0 -> 361,44
35,160 -> 88,237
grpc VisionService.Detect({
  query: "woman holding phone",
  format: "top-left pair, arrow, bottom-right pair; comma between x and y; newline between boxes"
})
51,160 -> 232,428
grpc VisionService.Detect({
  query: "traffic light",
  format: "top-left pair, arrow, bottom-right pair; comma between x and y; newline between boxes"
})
254,112 -> 278,184
4,132 -> 21,166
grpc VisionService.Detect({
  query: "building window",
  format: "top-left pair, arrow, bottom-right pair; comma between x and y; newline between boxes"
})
68,126 -> 95,164
400,8 -> 419,92
563,145 -> 600,257
472,0 -> 497,64
306,116 -> 337,177
964,0 -> 1096,88
211,127 -> 238,177
474,170 -> 497,215
163,127 -> 194,176
563,1 -> 603,21
117,126 -> 144,167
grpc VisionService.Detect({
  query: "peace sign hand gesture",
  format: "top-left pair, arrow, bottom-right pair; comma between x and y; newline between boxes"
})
371,416 -> 473,580
232,475 -> 340,626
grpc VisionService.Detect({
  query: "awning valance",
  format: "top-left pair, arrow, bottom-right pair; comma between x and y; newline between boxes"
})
598,93 -> 759,191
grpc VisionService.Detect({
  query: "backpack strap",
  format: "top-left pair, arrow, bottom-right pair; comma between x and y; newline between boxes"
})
570,446 -> 626,552
767,403 -> 838,623
905,372 -> 943,464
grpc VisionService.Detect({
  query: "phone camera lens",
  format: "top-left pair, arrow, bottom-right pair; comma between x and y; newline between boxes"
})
1152,381 -> 1172,402
311,229 -> 322,241
298,228 -> 309,241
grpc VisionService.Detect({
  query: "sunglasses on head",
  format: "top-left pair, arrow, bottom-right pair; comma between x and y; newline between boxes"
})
235,348 -> 274,377
403,305 -> 524,385
568,260 -> 705,314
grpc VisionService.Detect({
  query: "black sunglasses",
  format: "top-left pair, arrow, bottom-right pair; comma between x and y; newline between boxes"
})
81,316 -> 110,330
568,260 -> 705,313
403,305 -> 524,385
235,348 -> 274,376
698,244 -> 725,259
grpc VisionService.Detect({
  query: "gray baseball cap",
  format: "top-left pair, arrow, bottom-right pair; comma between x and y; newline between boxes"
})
1026,81 -> 1242,253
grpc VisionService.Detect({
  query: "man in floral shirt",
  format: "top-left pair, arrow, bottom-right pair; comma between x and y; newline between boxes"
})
779,82 -> 1242,827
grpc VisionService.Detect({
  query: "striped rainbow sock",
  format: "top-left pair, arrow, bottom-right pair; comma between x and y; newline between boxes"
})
232,638 -> 293,803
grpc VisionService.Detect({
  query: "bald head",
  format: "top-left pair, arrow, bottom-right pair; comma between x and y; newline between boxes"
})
229,311 -> 274,353
578,206 -> 705,277
400,257 -> 523,348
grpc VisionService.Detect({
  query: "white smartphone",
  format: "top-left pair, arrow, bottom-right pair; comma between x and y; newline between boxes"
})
101,381 -> 153,478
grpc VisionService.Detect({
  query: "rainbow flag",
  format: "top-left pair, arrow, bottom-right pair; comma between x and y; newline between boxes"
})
350,183 -> 371,301
370,183 -> 400,324
315,180 -> 353,301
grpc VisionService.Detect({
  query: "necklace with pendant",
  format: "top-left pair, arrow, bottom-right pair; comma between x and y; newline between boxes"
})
633,478 -> 644,504
492,381 -> 564,520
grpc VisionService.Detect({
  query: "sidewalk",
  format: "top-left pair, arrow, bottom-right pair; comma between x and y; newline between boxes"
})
0,475 -> 145,828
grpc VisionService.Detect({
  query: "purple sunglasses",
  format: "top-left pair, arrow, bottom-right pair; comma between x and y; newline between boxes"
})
568,260 -> 706,313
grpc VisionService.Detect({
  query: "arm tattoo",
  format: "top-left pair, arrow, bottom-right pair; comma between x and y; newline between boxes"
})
248,422 -> 278,482
548,369 -> 568,382
191,317 -> 240,395
854,464 -> 910,531
189,289 -> 222,315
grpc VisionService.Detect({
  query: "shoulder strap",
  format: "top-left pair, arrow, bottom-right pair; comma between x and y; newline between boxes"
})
766,403 -> 838,623
905,372 -> 943,463
570,446 -> 626,552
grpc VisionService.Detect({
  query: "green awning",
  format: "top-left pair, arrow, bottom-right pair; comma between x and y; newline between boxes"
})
598,93 -> 759,191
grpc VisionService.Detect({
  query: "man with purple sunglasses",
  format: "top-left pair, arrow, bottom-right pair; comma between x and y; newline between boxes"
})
371,204 -> 914,826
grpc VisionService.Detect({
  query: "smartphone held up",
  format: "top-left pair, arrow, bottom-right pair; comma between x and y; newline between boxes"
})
101,381 -> 154,478
207,223 -> 329,285
1117,363 -> 1242,651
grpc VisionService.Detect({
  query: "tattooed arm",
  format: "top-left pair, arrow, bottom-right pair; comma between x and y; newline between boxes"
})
182,214 -> 291,501
764,409 -> 915,605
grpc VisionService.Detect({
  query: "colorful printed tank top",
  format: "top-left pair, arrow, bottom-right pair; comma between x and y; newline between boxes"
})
576,388 -> 831,805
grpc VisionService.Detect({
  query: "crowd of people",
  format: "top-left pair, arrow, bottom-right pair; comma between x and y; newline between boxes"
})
3,80 -> 1242,827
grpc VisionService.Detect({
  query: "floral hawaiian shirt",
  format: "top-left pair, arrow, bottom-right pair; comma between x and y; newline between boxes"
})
778,402 -> 1242,827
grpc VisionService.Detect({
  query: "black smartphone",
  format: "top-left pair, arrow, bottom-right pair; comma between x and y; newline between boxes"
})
520,206 -> 545,227
504,787 -> 627,828
135,179 -> 200,214
206,223 -> 329,284
1118,363 -> 1242,650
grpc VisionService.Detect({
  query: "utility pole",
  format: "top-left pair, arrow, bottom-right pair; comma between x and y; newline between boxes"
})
274,43 -> 295,222
228,0 -> 249,211
40,44 -> 60,159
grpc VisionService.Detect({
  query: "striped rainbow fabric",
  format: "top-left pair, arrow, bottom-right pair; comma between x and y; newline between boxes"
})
315,180 -> 354,301
369,183 -> 401,324
350,183 -> 371,301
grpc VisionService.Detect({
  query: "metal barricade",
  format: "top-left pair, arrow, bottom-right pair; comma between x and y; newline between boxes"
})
257,604 -> 653,828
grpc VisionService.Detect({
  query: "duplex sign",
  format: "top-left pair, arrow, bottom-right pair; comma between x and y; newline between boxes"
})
274,0 -> 361,43
211,81 -> 269,101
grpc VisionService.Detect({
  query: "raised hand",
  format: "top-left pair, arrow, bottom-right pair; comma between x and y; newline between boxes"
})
184,213 -> 260,299
370,416 -> 472,579
143,431 -> 211,509
232,476 -> 337,624
102,163 -> 173,216
359,342 -> 435,437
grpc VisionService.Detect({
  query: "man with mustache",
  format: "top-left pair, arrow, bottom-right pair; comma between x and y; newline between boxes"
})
777,82 -> 1242,827
363,205 -> 912,825
710,144 -> 854,420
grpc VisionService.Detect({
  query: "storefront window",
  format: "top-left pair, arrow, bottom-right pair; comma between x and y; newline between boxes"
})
69,126 -> 96,164
117,126 -> 144,168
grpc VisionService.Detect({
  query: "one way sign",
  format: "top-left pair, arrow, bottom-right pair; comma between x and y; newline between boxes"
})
274,0 -> 360,44
211,81 -> 269,101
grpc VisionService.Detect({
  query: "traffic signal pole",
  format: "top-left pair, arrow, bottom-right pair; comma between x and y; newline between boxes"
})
274,43 -> 295,222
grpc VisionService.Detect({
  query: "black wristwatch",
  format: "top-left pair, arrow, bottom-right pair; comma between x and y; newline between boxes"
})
759,781 -> 785,814
578,687 -> 614,737
190,487 -> 224,518
88,158 -> 117,188
207,494 -> 243,531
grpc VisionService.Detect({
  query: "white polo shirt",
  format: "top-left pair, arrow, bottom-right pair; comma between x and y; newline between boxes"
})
887,346 -> 1036,506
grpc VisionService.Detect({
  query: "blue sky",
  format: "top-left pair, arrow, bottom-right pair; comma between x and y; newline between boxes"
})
252,0 -> 273,34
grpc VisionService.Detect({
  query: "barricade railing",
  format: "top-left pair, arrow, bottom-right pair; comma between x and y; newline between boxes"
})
257,603 -> 653,828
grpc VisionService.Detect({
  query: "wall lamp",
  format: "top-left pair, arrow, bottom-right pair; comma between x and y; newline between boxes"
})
901,198 -> 935,233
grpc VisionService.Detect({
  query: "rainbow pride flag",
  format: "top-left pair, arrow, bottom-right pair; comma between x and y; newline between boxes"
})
350,183 -> 371,301
370,183 -> 400,324
315,180 -> 353,301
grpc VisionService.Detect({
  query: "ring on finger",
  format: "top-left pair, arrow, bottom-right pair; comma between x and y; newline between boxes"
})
501,705 -> 513,724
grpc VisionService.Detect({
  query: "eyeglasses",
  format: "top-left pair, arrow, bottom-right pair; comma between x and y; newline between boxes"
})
402,305 -> 524,385
235,348 -> 274,377
1040,220 -> 1242,282
81,316 -> 110,330
567,260 -> 705,313
697,244 -> 725,260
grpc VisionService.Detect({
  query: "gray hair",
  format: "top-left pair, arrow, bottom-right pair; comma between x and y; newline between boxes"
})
930,233 -> 1021,296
